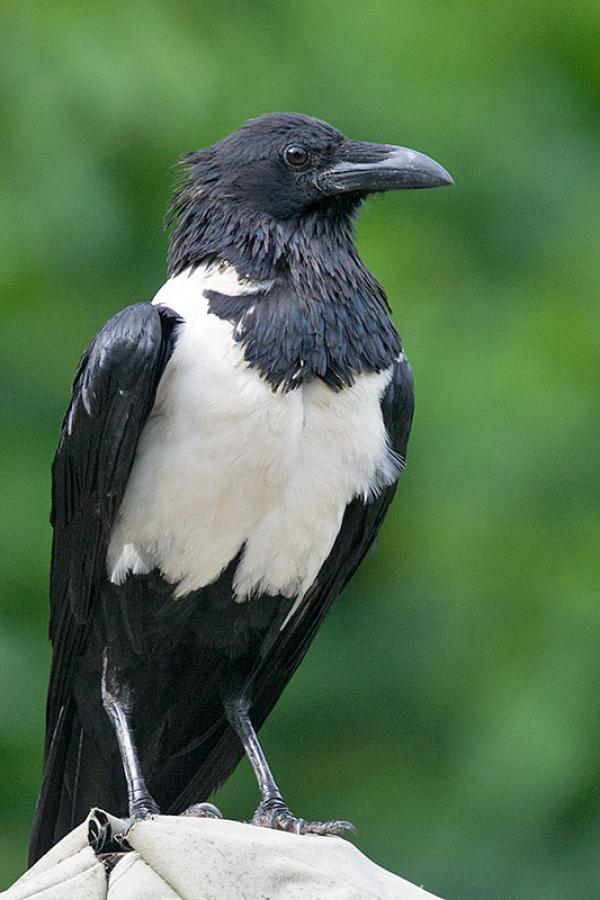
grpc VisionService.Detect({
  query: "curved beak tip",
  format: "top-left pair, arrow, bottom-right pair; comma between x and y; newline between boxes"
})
389,148 -> 454,190
321,144 -> 454,195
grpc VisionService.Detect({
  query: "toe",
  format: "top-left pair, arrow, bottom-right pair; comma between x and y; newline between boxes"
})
130,799 -> 160,820
251,800 -> 354,838
278,813 -> 305,834
303,819 -> 356,837
181,801 -> 223,819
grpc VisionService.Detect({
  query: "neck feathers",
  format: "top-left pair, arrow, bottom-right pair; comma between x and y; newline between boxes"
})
167,197 -> 401,392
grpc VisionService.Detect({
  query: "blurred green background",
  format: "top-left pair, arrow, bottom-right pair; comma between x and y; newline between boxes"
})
1,1 -> 599,896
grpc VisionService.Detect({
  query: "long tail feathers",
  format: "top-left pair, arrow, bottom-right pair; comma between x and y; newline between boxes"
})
28,704 -> 125,866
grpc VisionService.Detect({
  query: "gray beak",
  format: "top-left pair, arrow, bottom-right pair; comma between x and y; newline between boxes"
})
317,142 -> 453,194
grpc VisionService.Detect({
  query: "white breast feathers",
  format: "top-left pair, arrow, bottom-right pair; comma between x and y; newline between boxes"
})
107,264 -> 401,611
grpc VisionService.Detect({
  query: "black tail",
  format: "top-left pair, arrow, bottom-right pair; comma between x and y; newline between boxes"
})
29,492 -> 386,866
28,699 -> 126,865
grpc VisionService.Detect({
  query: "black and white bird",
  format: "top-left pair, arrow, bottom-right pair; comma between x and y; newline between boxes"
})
29,112 -> 452,863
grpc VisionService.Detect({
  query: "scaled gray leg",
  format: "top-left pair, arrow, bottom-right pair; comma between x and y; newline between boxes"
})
101,652 -> 159,820
224,696 -> 355,836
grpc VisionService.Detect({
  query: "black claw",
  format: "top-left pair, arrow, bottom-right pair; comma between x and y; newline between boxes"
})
113,831 -> 134,852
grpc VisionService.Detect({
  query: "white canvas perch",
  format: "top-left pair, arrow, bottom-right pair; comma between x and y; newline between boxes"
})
3,812 -> 444,900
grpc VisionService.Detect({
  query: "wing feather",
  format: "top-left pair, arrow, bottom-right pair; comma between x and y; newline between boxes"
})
30,303 -> 180,863
47,303 -> 180,722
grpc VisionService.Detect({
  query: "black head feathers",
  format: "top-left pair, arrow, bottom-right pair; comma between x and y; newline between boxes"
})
168,112 -> 451,279
166,112 -> 451,390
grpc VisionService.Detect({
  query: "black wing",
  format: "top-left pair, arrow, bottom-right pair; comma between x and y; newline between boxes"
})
170,354 -> 415,810
30,303 -> 180,861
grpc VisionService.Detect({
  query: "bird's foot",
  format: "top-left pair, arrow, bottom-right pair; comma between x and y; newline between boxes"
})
181,801 -> 223,819
113,798 -> 161,850
129,797 -> 160,820
251,797 -> 356,837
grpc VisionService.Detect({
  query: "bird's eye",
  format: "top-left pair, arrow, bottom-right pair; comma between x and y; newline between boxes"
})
284,145 -> 309,168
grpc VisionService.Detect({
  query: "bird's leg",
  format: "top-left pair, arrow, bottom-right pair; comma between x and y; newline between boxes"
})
224,695 -> 355,837
101,652 -> 159,820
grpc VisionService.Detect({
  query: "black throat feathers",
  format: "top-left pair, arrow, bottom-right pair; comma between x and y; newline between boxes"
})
168,192 -> 402,392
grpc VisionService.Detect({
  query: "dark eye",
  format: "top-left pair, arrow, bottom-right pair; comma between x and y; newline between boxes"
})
284,145 -> 309,167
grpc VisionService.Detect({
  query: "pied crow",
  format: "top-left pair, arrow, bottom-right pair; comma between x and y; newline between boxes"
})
29,112 -> 452,862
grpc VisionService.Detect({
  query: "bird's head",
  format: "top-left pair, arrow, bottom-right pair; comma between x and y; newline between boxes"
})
168,112 -> 452,278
